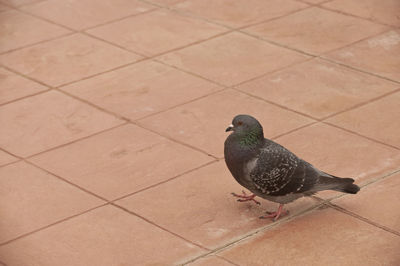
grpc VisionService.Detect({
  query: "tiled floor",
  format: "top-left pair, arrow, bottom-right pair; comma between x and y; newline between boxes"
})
0,0 -> 399,265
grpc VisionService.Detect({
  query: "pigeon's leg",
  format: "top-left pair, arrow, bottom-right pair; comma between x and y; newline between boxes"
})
231,190 -> 261,205
259,204 -> 288,221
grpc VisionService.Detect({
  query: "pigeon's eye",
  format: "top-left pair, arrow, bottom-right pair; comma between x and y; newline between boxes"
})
237,121 -> 243,126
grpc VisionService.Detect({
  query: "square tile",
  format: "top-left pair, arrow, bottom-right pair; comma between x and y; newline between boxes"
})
62,60 -> 222,120
333,173 -> 400,233
245,7 -> 388,54
327,91 -> 400,149
237,58 -> 399,119
0,205 -> 204,265
0,161 -> 104,243
0,67 -> 47,105
0,10 -> 70,53
274,123 -> 400,198
30,124 -> 213,200
116,161 -> 319,249
323,0 -> 400,26
0,34 -> 141,87
325,30 -> 400,82
173,0 -> 308,28
87,10 -> 227,56
0,150 -> 18,166
138,89 -> 314,158
158,32 -> 309,86
220,207 -> 400,265
21,0 -> 154,30
0,90 -> 123,157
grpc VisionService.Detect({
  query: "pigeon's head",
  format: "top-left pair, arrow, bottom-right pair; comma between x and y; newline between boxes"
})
226,114 -> 264,138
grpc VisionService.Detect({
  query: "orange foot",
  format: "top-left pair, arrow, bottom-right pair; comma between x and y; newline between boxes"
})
259,204 -> 289,221
231,190 -> 260,205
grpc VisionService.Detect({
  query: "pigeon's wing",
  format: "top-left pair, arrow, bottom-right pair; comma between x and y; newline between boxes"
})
250,141 -> 319,196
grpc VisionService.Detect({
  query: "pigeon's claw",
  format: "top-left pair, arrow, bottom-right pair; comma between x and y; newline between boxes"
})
231,190 -> 261,205
259,204 -> 288,221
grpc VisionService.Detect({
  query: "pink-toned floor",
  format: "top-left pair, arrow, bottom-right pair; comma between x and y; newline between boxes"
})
1,0 -> 400,265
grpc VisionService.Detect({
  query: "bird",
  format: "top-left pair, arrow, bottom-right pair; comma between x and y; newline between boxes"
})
224,114 -> 360,221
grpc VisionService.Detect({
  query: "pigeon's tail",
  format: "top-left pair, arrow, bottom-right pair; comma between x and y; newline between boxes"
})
317,175 -> 360,194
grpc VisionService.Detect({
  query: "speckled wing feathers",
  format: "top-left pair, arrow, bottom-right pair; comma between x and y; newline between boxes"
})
250,141 -> 319,197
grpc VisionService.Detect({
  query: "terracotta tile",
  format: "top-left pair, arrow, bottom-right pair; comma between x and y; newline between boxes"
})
299,0 -> 328,4
220,207 -> 400,265
117,161 -> 319,248
138,89 -> 314,158
333,173 -> 400,233
21,0 -> 153,30
188,256 -> 235,266
327,91 -> 400,149
323,0 -> 400,26
0,0 -> 43,7
62,60 -> 222,120
0,90 -> 123,157
0,205 -> 204,265
275,123 -> 400,198
0,3 -> 10,11
152,0 -> 185,5
173,0 -> 308,28
0,67 -> 47,105
88,10 -> 226,57
245,7 -> 388,54
0,34 -> 141,87
0,150 -> 18,166
0,10 -> 70,53
30,124 -> 213,200
158,32 -> 309,86
0,161 -> 104,243
325,30 -> 400,82
237,58 -> 399,119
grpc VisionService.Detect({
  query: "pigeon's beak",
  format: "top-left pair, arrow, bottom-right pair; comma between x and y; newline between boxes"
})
225,124 -> 234,132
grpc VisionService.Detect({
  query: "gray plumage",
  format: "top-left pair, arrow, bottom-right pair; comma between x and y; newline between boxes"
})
224,114 -> 359,218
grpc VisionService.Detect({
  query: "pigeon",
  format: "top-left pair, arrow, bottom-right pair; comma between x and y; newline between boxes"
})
224,114 -> 360,221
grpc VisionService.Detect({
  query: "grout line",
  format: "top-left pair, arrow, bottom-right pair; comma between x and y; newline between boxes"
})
0,32 -> 75,55
318,4 -> 399,28
0,88 -> 52,107
25,160 -> 110,201
232,87 -> 317,121
271,121 -> 319,140
132,120 -> 219,159
25,122 -> 128,159
237,29 -> 316,57
181,201 -> 325,265
0,203 -> 109,246
0,147 -> 22,160
111,159 -> 219,203
214,255 -> 241,266
133,87 -> 227,121
111,203 -> 209,251
0,64 -> 52,89
55,57 -> 148,88
327,203 -> 400,237
323,121 -> 400,151
0,159 -> 23,169
320,87 -> 400,120
81,7 -> 159,31
0,0 -> 40,8
318,56 -> 400,85
55,88 -> 131,121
